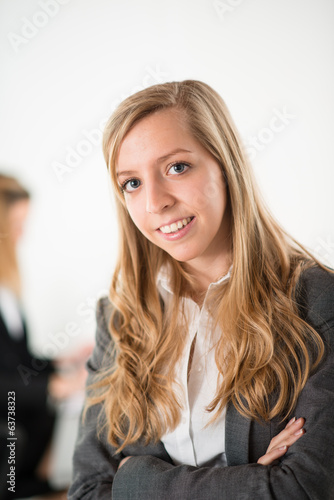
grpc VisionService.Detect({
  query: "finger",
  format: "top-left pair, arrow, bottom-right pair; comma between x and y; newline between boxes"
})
265,429 -> 305,457
286,417 -> 304,431
258,426 -> 305,466
266,425 -> 304,453
118,456 -> 133,469
278,427 -> 305,449
266,418 -> 305,453
257,445 -> 288,466
286,416 -> 296,428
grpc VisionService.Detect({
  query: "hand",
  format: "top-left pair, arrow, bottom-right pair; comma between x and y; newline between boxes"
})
48,365 -> 88,401
257,417 -> 305,466
53,344 -> 94,370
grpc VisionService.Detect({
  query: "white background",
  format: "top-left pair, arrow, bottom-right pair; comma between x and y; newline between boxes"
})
1,0 -> 333,354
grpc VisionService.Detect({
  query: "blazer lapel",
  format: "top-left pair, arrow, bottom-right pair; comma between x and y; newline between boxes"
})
225,400 -> 251,465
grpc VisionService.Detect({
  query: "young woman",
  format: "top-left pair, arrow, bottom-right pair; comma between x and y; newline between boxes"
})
69,80 -> 334,499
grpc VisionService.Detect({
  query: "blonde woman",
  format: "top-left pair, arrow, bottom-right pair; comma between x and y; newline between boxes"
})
69,81 -> 334,499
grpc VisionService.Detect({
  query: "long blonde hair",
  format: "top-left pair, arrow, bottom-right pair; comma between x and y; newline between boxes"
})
87,80 -> 326,452
0,174 -> 30,296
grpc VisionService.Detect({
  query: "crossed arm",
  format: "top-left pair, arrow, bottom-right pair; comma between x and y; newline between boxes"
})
118,416 -> 305,469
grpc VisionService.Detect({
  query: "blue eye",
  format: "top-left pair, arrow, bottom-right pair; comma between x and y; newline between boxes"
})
122,178 -> 141,192
169,162 -> 189,175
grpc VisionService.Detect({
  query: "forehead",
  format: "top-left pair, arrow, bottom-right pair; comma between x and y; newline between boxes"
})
117,108 -> 198,167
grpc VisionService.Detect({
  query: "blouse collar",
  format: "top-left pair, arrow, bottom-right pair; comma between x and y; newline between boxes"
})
157,262 -> 233,295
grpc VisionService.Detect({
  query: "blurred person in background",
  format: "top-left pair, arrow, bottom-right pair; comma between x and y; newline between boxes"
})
0,173 -> 89,499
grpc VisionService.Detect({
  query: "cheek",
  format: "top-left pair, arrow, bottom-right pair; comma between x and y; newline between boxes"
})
189,176 -> 226,214
125,202 -> 147,234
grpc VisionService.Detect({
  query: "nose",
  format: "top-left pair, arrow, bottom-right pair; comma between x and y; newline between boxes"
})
145,178 -> 175,214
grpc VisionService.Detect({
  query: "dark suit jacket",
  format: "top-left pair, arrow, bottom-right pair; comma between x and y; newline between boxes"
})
69,265 -> 334,499
0,306 -> 55,492
0,310 -> 54,416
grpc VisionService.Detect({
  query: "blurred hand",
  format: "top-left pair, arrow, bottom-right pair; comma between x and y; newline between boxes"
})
48,364 -> 88,401
53,344 -> 94,371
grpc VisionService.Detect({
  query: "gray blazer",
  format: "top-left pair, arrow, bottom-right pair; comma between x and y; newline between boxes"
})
69,265 -> 334,499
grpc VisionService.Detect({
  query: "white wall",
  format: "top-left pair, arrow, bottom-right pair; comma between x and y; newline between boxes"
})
1,0 -> 333,353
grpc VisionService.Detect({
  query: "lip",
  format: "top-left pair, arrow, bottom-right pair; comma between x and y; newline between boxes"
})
157,216 -> 194,231
156,216 -> 196,241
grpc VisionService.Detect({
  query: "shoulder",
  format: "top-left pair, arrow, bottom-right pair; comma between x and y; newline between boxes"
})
96,296 -> 114,331
295,264 -> 334,332
87,296 -> 115,371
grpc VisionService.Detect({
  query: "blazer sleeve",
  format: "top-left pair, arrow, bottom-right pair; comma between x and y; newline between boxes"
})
111,266 -> 334,500
68,296 -> 123,500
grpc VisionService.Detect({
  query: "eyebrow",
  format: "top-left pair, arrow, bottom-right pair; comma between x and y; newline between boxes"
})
116,148 -> 193,177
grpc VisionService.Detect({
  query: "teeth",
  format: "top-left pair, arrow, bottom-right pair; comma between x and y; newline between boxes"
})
160,217 -> 192,234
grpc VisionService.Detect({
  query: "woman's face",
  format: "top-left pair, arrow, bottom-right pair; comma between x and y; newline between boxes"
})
7,199 -> 30,243
116,108 -> 231,272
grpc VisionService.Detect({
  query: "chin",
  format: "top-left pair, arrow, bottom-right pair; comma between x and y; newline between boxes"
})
165,250 -> 198,263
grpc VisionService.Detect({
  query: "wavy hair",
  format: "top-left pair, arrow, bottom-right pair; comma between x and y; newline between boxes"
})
0,174 -> 30,295
86,80 -> 327,452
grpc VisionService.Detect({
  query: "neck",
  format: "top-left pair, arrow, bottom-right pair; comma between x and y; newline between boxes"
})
183,252 -> 233,302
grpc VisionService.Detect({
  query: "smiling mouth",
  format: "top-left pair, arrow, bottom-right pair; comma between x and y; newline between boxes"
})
159,217 -> 194,234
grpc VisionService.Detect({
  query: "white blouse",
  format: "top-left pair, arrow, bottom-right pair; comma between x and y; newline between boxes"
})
0,285 -> 25,340
157,265 -> 232,468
